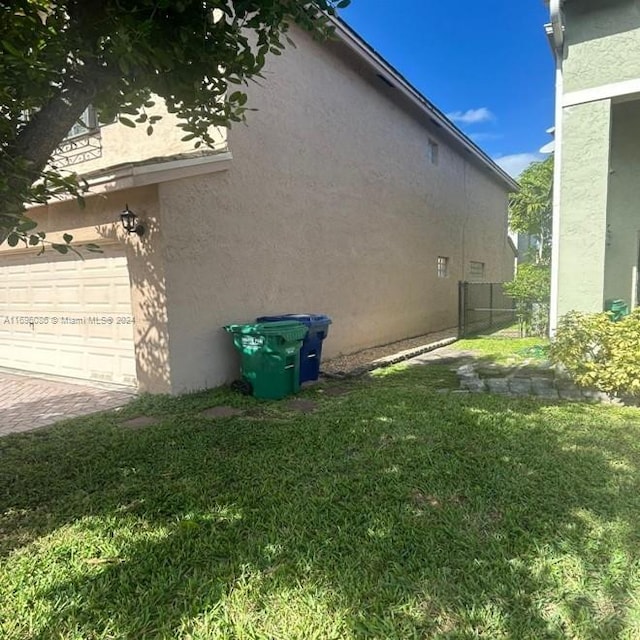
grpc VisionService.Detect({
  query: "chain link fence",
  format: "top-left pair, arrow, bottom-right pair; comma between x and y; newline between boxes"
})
458,281 -> 517,337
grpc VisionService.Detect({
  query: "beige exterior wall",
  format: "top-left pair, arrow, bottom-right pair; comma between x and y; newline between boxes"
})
159,27 -> 513,393
55,100 -> 227,176
563,0 -> 640,94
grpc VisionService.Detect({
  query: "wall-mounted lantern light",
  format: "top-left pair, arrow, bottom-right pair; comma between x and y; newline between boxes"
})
120,204 -> 145,237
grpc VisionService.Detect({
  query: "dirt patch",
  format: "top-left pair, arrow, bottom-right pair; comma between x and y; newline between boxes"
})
318,386 -> 353,397
120,416 -> 158,430
283,398 -> 318,414
411,490 -> 441,508
201,406 -> 245,419
321,328 -> 457,375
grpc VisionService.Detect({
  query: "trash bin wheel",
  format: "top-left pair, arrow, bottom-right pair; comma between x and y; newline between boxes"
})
231,379 -> 253,396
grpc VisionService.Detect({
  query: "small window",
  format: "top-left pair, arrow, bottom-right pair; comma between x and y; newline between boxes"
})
469,261 -> 485,281
428,139 -> 439,165
437,256 -> 449,278
66,105 -> 98,139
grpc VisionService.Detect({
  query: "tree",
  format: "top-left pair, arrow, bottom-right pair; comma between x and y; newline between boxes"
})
508,155 -> 553,265
505,155 -> 553,336
0,0 -> 349,251
503,262 -> 551,337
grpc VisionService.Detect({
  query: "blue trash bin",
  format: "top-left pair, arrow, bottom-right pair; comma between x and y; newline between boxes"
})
256,314 -> 331,383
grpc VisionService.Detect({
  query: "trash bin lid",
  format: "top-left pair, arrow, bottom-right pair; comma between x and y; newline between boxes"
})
225,320 -> 308,342
257,314 -> 332,327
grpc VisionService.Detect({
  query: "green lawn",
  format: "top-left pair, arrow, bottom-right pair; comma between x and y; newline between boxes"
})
2,355 -> 640,639
456,336 -> 550,365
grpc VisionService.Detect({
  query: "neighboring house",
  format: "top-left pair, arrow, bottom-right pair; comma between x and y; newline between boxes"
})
547,0 -> 640,331
0,19 -> 517,394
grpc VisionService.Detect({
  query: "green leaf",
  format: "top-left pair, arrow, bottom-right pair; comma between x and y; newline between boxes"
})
7,233 -> 20,247
16,219 -> 38,233
119,117 -> 136,128
63,233 -> 73,244
51,243 -> 69,254
1,39 -> 23,58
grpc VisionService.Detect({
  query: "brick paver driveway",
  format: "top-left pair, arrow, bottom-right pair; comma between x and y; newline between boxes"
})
0,371 -> 136,437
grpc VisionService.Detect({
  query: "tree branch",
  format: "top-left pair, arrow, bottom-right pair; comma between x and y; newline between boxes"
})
12,64 -> 106,180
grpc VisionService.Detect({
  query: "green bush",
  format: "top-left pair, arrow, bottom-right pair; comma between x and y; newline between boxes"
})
550,309 -> 640,397
503,264 -> 550,337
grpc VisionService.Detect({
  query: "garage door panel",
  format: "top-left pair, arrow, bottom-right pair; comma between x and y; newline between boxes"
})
0,247 -> 137,387
29,263 -> 50,274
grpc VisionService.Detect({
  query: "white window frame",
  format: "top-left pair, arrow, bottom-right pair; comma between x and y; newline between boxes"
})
66,105 -> 99,140
428,139 -> 439,166
437,256 -> 449,279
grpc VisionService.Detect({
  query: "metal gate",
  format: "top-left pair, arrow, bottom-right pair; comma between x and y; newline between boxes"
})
458,281 -> 516,337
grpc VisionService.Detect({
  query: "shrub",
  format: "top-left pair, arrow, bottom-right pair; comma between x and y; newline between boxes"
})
549,309 -> 640,397
503,264 -> 550,337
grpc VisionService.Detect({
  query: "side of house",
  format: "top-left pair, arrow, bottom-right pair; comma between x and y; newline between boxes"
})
549,0 -> 640,330
0,21 -> 516,394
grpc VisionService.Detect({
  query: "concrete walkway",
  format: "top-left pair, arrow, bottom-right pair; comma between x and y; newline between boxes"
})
0,371 -> 136,437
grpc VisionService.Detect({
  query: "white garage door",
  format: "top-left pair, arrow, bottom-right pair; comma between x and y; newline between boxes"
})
0,245 -> 137,387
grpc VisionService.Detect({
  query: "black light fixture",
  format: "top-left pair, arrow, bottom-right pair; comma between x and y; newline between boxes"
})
120,204 -> 145,237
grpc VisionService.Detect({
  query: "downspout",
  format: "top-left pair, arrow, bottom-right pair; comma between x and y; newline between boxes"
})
549,0 -> 565,52
548,0 -> 565,334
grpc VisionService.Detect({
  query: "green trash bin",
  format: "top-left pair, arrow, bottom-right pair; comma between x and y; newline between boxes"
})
224,321 -> 308,399
605,299 -> 629,322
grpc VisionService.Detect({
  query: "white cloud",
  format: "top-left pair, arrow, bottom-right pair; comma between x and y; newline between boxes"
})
447,107 -> 495,125
493,152 -> 543,178
470,132 -> 503,143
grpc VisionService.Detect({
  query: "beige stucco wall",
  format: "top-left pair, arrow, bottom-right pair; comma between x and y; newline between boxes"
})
1,186 -> 173,394
604,100 -> 640,306
556,99 -> 612,318
563,0 -> 640,94
158,27 -> 513,393
55,100 -> 227,176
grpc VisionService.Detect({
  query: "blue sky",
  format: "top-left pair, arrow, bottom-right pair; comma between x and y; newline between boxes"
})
340,1 -> 555,177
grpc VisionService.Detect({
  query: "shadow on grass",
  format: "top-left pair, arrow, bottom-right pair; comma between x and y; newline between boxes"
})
2,370 -> 640,638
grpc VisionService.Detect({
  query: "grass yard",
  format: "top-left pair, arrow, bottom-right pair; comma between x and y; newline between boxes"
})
455,336 -> 550,365
2,348 -> 640,639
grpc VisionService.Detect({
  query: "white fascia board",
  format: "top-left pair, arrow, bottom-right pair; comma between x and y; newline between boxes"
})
563,78 -> 640,107
25,152 -> 234,210
329,18 -> 519,192
85,152 -> 233,194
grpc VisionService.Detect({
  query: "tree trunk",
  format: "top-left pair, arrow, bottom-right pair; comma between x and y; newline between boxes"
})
12,78 -> 98,178
1,62 -> 109,241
